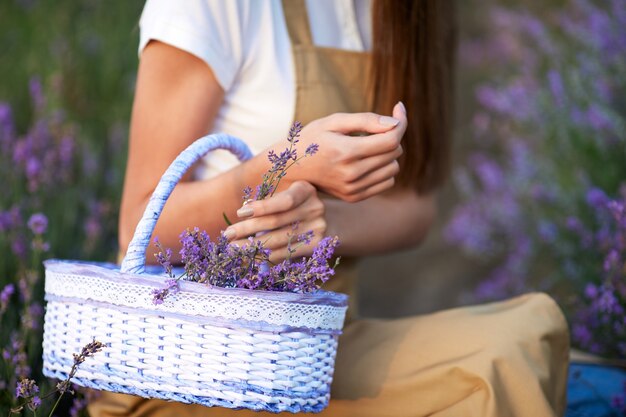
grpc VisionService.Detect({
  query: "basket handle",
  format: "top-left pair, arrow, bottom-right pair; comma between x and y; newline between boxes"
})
120,133 -> 253,274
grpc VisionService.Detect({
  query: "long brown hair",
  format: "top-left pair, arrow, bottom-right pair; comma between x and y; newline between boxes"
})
370,0 -> 456,193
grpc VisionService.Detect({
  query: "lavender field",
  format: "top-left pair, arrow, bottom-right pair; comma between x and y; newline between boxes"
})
1,0 -> 625,415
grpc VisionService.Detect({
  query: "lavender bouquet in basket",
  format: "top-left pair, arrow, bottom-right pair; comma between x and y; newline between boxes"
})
42,124 -> 348,414
151,122 -> 340,305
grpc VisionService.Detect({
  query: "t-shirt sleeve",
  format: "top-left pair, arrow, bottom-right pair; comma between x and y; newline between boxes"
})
139,0 -> 247,91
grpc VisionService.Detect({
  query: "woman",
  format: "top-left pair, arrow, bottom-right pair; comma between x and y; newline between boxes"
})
91,1 -> 570,416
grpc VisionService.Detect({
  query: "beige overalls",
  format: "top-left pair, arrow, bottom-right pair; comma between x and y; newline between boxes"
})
89,1 -> 570,415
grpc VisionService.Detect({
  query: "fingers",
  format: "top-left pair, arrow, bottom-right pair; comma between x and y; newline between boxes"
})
225,181 -> 323,241
232,217 -> 326,252
319,111 -> 401,135
344,176 -> 396,203
392,101 -> 407,124
236,181 -> 315,218
354,145 -> 403,178
226,208 -> 305,240
323,143 -> 400,201
346,160 -> 400,196
349,103 -> 407,159
230,217 -> 327,264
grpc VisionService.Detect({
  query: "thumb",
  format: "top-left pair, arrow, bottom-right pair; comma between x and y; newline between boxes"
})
392,101 -> 407,125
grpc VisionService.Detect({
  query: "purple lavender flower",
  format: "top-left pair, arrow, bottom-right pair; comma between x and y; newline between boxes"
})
297,230 -> 314,245
27,212 -> 48,235
0,102 -> 14,154
151,279 -> 179,305
242,186 -> 253,203
584,283 -> 598,299
538,221 -> 557,243
71,340 -> 105,368
154,237 -> 174,278
0,206 -> 22,233
603,249 -> 620,273
25,302 -> 44,330
572,324 -> 593,348
547,70 -> 566,108
288,121 -> 302,143
586,187 -> 608,208
608,200 -> 625,223
0,283 -> 15,313
59,135 -> 75,165
29,78 -> 45,111
69,396 -> 89,417
15,379 -> 39,399
585,104 -> 614,132
305,143 -> 319,156
254,122 -> 318,201
11,238 -> 28,260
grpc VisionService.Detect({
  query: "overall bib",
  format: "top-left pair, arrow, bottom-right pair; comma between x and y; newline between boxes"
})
90,1 -> 570,415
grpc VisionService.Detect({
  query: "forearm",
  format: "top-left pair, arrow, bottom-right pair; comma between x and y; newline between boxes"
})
324,188 -> 435,256
119,147 -> 283,261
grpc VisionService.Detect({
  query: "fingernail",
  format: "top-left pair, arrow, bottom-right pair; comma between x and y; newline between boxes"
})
223,228 -> 236,240
397,101 -> 406,114
237,206 -> 254,218
379,116 -> 400,126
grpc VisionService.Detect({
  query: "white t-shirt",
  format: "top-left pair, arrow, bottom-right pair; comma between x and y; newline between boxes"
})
139,0 -> 372,179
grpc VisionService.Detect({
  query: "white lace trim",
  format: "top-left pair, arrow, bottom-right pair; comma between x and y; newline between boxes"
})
45,270 -> 347,331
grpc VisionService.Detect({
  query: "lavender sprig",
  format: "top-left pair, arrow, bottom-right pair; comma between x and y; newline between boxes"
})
154,237 -> 174,278
10,340 -> 105,417
254,121 -> 318,201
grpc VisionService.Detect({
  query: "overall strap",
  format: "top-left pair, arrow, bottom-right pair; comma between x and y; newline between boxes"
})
281,0 -> 313,46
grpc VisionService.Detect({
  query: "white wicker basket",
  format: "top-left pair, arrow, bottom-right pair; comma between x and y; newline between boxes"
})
42,134 -> 349,413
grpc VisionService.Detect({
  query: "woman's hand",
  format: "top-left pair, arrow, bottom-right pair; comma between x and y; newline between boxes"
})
224,181 -> 327,263
285,102 -> 407,203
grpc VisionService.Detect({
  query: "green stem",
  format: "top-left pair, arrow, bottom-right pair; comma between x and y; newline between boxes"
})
270,155 -> 308,198
47,391 -> 65,417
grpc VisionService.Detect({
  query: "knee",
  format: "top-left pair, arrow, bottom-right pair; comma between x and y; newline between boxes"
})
518,292 -> 569,347
484,293 -> 570,416
487,292 -> 569,358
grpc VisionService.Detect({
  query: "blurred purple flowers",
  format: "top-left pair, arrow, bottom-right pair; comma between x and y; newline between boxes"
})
1,76 -> 122,414
26,213 -> 48,235
6,78 -> 77,193
447,0 -> 626,359
14,379 -> 40,412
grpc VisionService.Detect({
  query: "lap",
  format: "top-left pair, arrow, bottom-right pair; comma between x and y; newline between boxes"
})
89,293 -> 569,417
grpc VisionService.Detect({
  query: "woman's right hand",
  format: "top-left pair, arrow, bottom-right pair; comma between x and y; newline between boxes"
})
287,101 -> 406,203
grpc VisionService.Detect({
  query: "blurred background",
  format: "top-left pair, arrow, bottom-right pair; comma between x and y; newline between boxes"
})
1,0 -> 625,415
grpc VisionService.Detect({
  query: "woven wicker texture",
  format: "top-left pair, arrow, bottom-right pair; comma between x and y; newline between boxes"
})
43,301 -> 336,412
42,134 -> 348,413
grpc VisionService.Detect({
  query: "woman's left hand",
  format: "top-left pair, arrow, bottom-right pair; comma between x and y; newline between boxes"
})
223,181 -> 328,263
